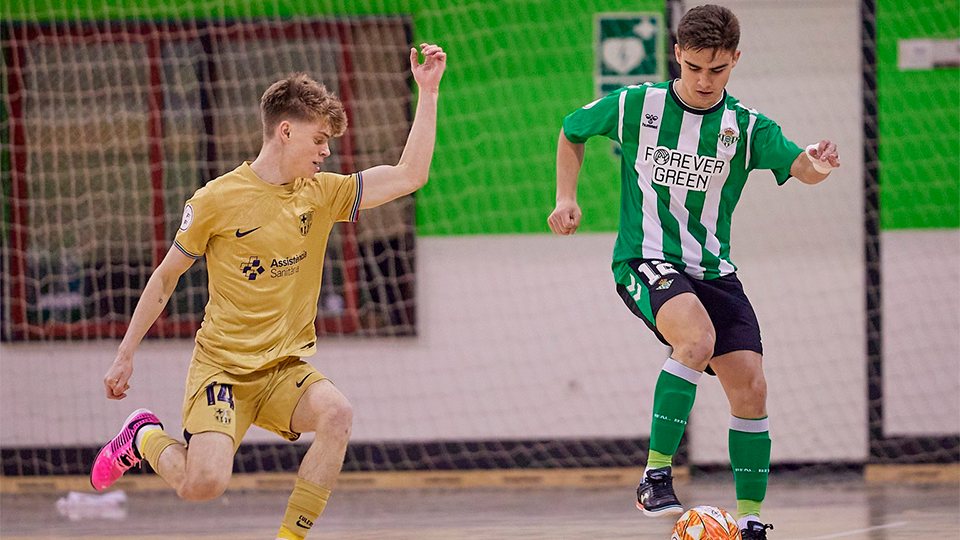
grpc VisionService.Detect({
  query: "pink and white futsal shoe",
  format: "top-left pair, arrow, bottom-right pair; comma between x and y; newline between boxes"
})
90,408 -> 162,491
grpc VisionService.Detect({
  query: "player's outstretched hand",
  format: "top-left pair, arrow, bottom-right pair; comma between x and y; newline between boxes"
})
548,200 -> 582,235
411,43 -> 446,92
103,353 -> 133,400
808,139 -> 840,169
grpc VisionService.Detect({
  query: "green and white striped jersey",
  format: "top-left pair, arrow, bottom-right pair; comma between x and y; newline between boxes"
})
563,80 -> 802,281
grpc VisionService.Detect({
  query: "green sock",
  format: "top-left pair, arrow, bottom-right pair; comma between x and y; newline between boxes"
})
646,449 -> 673,469
729,416 -> 771,516
646,358 -> 701,468
737,499 -> 762,520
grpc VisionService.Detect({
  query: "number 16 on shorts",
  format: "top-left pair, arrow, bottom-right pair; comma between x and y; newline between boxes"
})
627,260 -> 679,300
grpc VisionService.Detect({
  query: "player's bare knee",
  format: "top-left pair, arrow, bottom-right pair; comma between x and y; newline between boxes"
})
675,331 -> 715,370
748,376 -> 767,406
178,471 -> 229,501
315,396 -> 353,437
732,375 -> 767,417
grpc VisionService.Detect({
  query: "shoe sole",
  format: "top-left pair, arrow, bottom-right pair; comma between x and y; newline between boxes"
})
89,408 -> 153,491
636,500 -> 683,517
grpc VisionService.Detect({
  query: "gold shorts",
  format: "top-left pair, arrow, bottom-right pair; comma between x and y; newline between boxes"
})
182,355 -> 326,449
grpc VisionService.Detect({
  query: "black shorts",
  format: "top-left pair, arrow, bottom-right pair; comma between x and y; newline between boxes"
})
615,258 -> 762,369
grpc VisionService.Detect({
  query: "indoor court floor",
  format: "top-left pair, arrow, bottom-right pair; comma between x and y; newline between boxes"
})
2,475 -> 958,539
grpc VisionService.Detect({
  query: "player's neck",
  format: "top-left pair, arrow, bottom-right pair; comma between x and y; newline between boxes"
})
249,149 -> 296,186
673,79 -> 724,111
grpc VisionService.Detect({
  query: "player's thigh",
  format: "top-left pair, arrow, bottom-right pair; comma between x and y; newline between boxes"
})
254,358 -> 334,439
710,350 -> 767,417
615,258 -> 711,344
655,291 -> 715,349
181,362 -> 256,450
183,431 -> 235,486
290,379 -> 353,435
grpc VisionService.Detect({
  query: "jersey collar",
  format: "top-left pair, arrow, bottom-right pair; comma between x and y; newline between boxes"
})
669,80 -> 726,116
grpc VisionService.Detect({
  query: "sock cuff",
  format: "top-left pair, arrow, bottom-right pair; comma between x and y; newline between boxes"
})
294,477 -> 331,501
729,416 -> 770,433
663,357 -> 702,385
139,430 -> 179,466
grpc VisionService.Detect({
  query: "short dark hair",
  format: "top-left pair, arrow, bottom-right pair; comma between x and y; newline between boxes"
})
260,73 -> 347,138
677,4 -> 740,53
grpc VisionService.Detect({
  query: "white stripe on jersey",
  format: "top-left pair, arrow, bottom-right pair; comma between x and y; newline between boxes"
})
633,87 -> 668,261
618,90 -> 627,144
744,112 -> 757,171
701,106 -> 739,275
673,111 -> 706,279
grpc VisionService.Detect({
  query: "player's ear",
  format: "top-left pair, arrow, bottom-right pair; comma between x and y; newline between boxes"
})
278,120 -> 292,142
731,49 -> 741,68
674,43 -> 682,64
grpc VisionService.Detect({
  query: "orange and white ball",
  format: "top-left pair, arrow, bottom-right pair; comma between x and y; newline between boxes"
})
671,506 -> 741,540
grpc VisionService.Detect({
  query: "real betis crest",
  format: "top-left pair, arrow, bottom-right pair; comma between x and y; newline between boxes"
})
299,210 -> 314,236
719,127 -> 739,147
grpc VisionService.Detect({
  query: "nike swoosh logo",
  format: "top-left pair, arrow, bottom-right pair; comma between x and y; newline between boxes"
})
296,375 -> 310,388
235,227 -> 261,238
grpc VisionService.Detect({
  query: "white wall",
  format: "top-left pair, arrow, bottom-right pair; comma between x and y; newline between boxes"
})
882,230 -> 960,436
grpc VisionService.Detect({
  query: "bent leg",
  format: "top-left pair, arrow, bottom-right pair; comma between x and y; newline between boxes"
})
290,380 -> 354,485
156,431 -> 234,501
644,292 -> 716,469
656,292 -> 716,372
274,379 -> 353,539
712,350 -> 771,522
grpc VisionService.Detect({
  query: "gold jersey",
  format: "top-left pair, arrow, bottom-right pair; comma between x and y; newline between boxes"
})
173,162 -> 362,374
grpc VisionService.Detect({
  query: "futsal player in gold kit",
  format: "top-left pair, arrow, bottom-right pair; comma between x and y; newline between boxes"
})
91,43 -> 446,539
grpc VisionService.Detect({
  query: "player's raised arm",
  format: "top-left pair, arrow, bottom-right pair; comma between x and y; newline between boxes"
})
791,139 -> 840,185
358,43 -> 447,210
548,128 -> 585,235
103,245 -> 195,400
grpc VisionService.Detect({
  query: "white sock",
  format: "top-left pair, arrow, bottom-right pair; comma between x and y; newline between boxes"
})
134,424 -> 162,450
738,515 -> 760,530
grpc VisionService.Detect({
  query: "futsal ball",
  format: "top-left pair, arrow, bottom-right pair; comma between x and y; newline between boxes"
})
671,506 -> 741,540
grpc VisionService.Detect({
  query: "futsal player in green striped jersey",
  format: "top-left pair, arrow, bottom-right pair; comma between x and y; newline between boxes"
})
548,5 -> 839,539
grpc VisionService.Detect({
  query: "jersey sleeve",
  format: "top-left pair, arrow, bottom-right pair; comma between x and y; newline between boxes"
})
315,171 -> 363,222
173,186 -> 219,259
748,113 -> 803,185
561,87 -> 626,143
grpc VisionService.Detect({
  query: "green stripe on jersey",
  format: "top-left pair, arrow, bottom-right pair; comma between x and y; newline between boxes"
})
652,89 -> 685,272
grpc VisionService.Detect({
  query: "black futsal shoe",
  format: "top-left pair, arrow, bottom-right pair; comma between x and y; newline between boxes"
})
741,521 -> 774,540
635,466 -> 683,517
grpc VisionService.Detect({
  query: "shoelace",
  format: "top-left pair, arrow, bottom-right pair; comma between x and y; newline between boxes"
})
114,445 -> 142,471
646,473 -> 675,500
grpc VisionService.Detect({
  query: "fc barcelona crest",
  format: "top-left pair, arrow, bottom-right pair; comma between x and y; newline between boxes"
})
718,127 -> 739,147
299,211 -> 314,236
